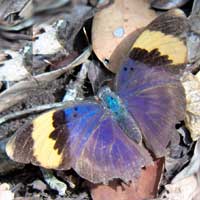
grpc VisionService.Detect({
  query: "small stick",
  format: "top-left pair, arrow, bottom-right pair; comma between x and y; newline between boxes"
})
0,101 -> 72,125
0,32 -> 32,41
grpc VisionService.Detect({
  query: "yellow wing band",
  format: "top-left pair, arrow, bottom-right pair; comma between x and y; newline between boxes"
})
31,110 -> 63,168
131,30 -> 187,65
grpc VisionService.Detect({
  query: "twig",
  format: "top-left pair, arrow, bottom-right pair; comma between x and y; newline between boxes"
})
0,32 -> 32,41
0,101 -> 72,125
0,18 -> 34,32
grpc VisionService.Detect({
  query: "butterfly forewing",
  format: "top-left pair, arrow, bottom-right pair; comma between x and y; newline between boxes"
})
6,102 -> 104,169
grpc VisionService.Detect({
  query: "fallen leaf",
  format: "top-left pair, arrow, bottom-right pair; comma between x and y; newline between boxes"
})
158,139 -> 200,200
181,71 -> 200,141
0,0 -> 29,21
187,0 -> 200,63
191,0 -> 200,16
187,31 -> 200,63
90,158 -> 164,200
18,0 -> 33,19
164,130 -> 191,181
92,0 -> 156,72
0,183 -> 14,200
151,0 -> 190,10
0,50 -> 29,81
0,47 -> 91,113
30,180 -> 47,192
56,4 -> 93,52
172,139 -> 200,182
162,174 -> 200,200
33,24 -> 66,55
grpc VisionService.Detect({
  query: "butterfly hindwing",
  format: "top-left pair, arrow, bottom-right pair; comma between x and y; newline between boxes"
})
116,60 -> 185,157
72,115 -> 152,183
6,101 -> 152,183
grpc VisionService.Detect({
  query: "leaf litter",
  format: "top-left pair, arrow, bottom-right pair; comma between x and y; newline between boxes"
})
0,0 -> 199,200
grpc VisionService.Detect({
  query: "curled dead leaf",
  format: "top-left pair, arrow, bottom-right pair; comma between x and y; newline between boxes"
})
92,0 -> 156,73
181,71 -> 200,141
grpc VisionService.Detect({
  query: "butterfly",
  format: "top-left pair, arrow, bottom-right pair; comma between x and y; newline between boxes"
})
6,9 -> 187,184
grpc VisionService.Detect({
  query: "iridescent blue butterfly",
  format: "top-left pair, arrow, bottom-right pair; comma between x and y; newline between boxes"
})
6,10 -> 186,184
6,59 -> 185,184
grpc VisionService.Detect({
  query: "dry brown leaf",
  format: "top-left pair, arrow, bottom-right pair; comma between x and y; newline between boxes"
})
90,158 -> 164,200
92,0 -> 156,73
181,71 -> 200,141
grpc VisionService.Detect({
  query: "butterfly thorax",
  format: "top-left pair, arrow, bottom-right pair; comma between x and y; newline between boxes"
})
98,86 -> 142,143
98,87 -> 126,117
